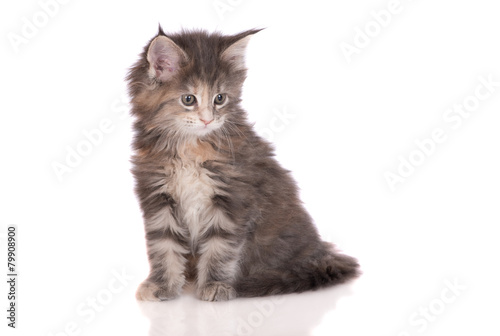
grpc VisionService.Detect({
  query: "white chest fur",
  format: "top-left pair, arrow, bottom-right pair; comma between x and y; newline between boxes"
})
166,159 -> 216,247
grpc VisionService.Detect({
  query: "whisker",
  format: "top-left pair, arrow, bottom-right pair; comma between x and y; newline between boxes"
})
219,125 -> 235,162
224,119 -> 247,141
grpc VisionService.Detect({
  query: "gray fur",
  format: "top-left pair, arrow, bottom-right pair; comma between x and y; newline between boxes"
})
128,27 -> 360,301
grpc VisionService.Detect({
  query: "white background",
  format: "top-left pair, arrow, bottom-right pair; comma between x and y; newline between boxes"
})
1,0 -> 500,335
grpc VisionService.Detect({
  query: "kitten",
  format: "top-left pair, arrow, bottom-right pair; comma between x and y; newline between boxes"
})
128,27 -> 360,301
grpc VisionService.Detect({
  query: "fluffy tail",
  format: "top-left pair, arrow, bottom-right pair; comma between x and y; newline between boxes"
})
235,250 -> 360,297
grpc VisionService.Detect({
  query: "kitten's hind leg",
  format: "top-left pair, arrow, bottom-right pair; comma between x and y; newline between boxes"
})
235,242 -> 360,297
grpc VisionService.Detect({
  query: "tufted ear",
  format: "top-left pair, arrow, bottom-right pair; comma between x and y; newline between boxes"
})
221,29 -> 262,71
147,35 -> 188,82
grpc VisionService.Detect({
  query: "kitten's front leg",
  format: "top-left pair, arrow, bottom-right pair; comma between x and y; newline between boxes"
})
196,211 -> 243,301
136,206 -> 189,301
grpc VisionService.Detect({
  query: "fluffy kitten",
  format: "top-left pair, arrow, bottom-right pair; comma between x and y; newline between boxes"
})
128,27 -> 359,301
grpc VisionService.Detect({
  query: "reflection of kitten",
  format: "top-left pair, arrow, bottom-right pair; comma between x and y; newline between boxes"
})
128,27 -> 360,301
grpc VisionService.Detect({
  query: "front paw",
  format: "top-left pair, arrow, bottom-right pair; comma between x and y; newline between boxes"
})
199,282 -> 236,302
136,280 -> 180,301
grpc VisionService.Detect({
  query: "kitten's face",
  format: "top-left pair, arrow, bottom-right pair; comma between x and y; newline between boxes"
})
169,82 -> 229,137
129,29 -> 260,142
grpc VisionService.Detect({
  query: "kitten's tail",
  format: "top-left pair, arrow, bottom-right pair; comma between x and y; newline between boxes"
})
235,249 -> 360,297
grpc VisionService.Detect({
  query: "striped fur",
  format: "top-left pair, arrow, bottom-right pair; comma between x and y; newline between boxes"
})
128,27 -> 360,301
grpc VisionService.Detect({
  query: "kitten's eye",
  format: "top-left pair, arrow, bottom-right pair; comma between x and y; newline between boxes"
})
181,95 -> 197,106
214,93 -> 227,105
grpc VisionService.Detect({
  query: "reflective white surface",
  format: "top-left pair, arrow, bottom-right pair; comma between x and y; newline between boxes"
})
137,284 -> 354,336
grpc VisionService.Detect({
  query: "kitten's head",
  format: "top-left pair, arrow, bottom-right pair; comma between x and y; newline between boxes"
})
128,27 -> 261,142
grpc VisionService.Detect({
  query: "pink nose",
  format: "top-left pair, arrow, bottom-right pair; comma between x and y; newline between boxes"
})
200,119 -> 213,125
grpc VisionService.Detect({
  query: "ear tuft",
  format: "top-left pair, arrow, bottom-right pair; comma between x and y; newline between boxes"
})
221,29 -> 262,71
158,24 -> 165,36
147,35 -> 187,82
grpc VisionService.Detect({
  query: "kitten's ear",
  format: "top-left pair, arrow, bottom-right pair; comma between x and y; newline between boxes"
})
221,29 -> 262,71
147,35 -> 188,82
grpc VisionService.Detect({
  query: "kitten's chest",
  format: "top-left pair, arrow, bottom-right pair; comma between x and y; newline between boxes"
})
165,158 -> 216,241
